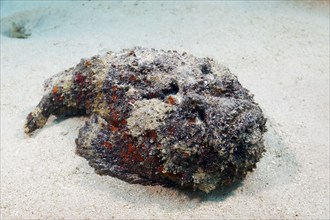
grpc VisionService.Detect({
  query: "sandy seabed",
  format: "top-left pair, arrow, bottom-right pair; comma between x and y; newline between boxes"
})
1,1 -> 329,219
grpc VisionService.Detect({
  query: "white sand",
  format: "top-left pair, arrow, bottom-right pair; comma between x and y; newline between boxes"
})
1,1 -> 329,219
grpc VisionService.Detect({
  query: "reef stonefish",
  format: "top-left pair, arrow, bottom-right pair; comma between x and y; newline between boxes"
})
25,47 -> 266,193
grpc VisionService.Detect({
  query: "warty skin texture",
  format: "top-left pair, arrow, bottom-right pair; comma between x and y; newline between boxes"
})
25,47 -> 267,193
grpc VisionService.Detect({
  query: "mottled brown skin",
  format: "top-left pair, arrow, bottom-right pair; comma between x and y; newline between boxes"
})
25,48 -> 267,192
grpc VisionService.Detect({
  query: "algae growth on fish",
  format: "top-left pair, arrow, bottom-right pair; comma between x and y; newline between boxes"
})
25,47 -> 267,193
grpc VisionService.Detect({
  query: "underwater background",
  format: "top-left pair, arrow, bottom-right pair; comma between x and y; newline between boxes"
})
1,1 -> 329,219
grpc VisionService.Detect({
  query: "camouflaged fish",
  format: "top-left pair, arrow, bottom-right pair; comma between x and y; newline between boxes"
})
25,47 -> 267,193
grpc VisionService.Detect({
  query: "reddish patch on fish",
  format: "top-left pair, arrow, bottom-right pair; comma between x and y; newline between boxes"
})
84,60 -> 92,67
110,125 -> 118,133
75,73 -> 84,84
102,141 -> 113,149
166,96 -> 175,105
129,74 -> 136,81
52,86 -> 58,94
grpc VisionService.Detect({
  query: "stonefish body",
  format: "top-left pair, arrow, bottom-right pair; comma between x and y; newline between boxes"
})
25,47 -> 266,193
